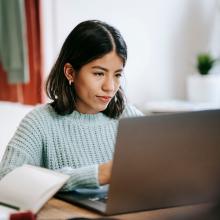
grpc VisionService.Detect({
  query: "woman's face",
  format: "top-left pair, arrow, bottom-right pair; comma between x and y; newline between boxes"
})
71,51 -> 124,114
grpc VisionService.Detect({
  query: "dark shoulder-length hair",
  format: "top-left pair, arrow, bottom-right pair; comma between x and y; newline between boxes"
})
46,20 -> 127,118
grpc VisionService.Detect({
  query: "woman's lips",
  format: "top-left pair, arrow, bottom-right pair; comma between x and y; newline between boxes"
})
96,96 -> 112,103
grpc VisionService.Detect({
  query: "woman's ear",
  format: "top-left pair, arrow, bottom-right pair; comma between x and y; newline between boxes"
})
64,63 -> 75,83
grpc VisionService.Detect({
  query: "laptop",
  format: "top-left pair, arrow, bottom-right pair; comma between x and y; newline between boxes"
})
56,109 -> 220,215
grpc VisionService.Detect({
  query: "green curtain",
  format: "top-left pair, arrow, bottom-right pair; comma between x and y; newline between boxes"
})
0,0 -> 29,84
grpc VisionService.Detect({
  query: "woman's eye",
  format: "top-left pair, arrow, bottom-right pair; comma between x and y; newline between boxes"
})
94,72 -> 104,76
115,73 -> 122,78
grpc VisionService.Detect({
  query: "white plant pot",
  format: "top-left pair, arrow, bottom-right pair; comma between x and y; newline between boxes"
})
187,74 -> 220,104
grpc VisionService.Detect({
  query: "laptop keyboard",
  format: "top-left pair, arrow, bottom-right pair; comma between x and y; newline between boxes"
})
89,195 -> 108,204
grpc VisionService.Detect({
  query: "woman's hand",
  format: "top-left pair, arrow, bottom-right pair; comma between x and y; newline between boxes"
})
98,160 -> 113,185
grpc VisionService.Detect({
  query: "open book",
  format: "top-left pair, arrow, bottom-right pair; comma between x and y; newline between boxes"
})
0,164 -> 69,215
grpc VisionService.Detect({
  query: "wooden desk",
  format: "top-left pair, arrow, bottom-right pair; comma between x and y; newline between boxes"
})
37,198 -> 214,220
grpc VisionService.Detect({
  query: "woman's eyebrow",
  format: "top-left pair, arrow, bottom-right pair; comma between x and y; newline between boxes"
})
92,66 -> 123,72
92,66 -> 108,71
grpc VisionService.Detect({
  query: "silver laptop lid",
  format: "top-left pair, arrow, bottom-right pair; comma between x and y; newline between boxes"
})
106,110 -> 220,215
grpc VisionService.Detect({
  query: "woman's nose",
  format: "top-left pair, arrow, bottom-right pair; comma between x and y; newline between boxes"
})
102,77 -> 115,92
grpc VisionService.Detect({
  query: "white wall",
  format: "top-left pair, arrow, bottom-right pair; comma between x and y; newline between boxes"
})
0,102 -> 33,161
41,0 -> 218,109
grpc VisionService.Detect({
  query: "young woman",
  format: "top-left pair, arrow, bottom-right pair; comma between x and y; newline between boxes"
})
0,20 -> 143,191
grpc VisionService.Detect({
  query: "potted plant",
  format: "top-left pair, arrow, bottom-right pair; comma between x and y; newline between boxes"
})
187,52 -> 220,104
196,53 -> 216,75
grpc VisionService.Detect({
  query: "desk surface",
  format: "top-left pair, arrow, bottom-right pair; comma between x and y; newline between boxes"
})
37,198 -> 214,220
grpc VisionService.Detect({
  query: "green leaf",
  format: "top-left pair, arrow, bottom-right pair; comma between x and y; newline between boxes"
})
196,53 -> 215,75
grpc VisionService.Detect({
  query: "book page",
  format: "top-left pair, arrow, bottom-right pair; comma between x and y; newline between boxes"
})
0,204 -> 18,216
0,165 -> 69,213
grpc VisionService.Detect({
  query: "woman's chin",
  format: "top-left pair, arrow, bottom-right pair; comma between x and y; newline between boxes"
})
97,103 -> 109,112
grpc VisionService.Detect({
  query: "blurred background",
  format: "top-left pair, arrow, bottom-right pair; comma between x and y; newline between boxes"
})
1,0 -> 220,157
1,0 -> 220,108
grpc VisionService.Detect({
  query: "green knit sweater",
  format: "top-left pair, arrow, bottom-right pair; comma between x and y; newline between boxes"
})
0,104 -> 143,191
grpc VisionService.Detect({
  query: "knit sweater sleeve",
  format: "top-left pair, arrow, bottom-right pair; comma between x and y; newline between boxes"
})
57,165 -> 100,191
